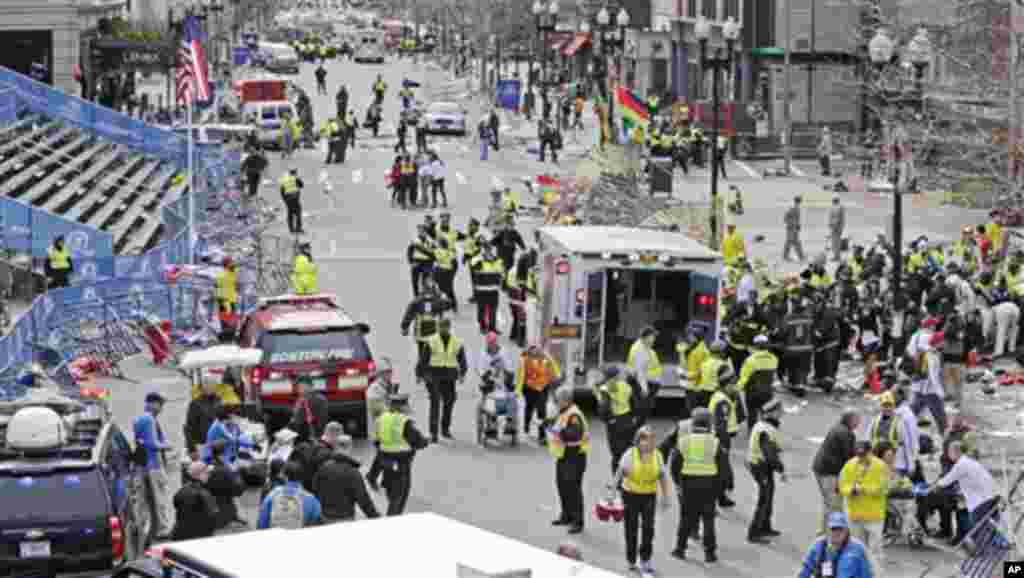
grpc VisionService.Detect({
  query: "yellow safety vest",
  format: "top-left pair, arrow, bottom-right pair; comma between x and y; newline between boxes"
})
677,341 -> 708,385
377,412 -> 411,453
414,313 -> 438,341
215,268 -> 238,305
748,420 -> 781,466
597,378 -> 632,417
907,252 -> 925,273
708,390 -> 739,434
48,246 -> 70,270
401,162 -> 415,175
463,232 -> 482,257
622,447 -> 662,494
809,273 -> 833,288
627,339 -> 663,381
678,432 -> 719,476
698,356 -> 725,393
435,225 -> 458,248
548,405 -> 591,459
476,260 -> 504,291
868,414 -> 901,448
426,333 -> 463,368
290,255 -> 318,295
988,222 -> 1003,251
279,174 -> 299,194
411,241 -> 433,262
435,247 -> 455,270
375,81 -> 386,93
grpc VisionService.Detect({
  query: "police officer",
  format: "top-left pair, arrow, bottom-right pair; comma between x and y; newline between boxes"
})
593,365 -> 635,477
406,225 -> 436,297
708,367 -> 740,508
747,398 -> 786,543
433,238 -> 458,312
320,116 -> 341,164
289,242 -> 318,295
460,218 -> 485,304
676,327 -> 708,417
214,257 -> 239,314
366,394 -> 429,516
47,235 -> 72,288
416,318 -> 467,443
669,407 -> 722,563
344,109 -> 357,147
737,335 -> 779,433
470,243 -> 505,334
549,385 -> 589,535
278,168 -> 304,234
696,341 -> 732,416
400,274 -> 453,361
783,298 -> 815,395
627,326 -> 663,427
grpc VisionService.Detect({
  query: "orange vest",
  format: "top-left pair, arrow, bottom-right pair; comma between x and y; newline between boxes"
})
524,358 -> 551,391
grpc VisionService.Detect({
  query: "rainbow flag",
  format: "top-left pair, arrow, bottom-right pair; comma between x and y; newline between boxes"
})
616,87 -> 650,132
537,175 -> 561,206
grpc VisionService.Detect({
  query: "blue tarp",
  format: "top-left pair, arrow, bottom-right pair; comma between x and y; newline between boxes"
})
0,66 -> 187,166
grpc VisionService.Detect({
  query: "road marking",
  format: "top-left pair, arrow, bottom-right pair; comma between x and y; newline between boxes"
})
352,169 -> 363,183
734,159 -> 760,179
789,164 -> 807,177
316,253 -> 407,262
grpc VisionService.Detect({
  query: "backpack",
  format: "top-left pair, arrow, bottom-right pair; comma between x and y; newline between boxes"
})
268,488 -> 306,529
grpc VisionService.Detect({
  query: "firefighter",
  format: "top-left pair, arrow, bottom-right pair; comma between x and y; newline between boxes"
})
400,275 -> 453,365
737,335 -> 779,433
406,225 -> 435,297
289,242 -> 318,295
783,298 -> 815,395
470,242 -> 505,334
593,365 -> 636,477
669,407 -> 723,563
747,398 -> 786,543
515,343 -> 562,445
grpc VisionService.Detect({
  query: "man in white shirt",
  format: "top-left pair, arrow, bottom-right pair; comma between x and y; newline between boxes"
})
910,332 -> 948,436
428,153 -> 447,209
932,441 -> 997,525
893,388 -> 919,475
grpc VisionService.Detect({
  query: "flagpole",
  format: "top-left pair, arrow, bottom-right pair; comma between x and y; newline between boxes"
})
187,99 -> 195,264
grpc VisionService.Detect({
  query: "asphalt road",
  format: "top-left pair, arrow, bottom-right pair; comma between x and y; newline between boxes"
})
93,52 -> 994,578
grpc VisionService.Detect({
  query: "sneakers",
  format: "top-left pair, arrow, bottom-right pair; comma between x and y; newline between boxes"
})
669,549 -> 686,560
639,560 -> 655,574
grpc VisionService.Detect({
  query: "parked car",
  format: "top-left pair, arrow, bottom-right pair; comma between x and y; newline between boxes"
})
422,101 -> 467,136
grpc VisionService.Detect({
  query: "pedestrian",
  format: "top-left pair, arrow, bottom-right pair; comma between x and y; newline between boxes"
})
737,335 -> 778,432
257,461 -> 322,529
133,392 -> 174,539
241,148 -> 268,197
747,397 -> 786,544
614,425 -> 671,573
172,462 -> 219,541
929,441 -> 998,535
311,433 -> 380,522
503,253 -> 534,347
942,311 -> 968,407
837,440 -> 888,571
395,119 -> 408,153
204,439 -> 247,531
548,385 -> 589,535
489,108 -> 501,151
707,373 -> 740,508
335,85 -> 349,118
714,134 -> 728,180
539,119 -> 561,164
992,299 -> 1020,358
911,331 -> 948,436
812,409 -> 861,536
669,408 -> 722,563
818,126 -> 833,176
798,513 -> 874,578
626,326 -> 664,427
783,196 -> 805,262
46,236 -> 72,288
429,152 -> 447,208
515,343 -> 561,445
278,168 -> 304,234
416,114 -> 429,152
366,393 -> 430,515
184,381 -> 220,461
416,318 -> 468,443
344,109 -> 357,147
315,64 -> 327,95
829,195 -> 846,262
478,119 -> 492,161
490,217 -> 526,272
400,153 -> 417,207
593,365 -> 637,477
288,375 -> 329,443
416,149 -> 432,206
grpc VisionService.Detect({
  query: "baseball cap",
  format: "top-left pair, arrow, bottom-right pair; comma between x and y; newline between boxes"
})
753,335 -> 769,345
828,512 -> 850,530
145,392 -> 166,404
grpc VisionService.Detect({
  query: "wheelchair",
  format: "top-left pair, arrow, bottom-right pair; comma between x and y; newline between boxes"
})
475,371 -> 519,448
884,487 -> 927,548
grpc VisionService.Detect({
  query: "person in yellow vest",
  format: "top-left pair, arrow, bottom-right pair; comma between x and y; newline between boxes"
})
365,394 -> 429,515
668,407 -> 722,563
548,385 -> 590,535
950,226 -> 978,274
289,242 -> 318,295
838,440 -> 889,570
278,168 -> 304,234
626,326 -> 663,427
613,425 -> 671,574
675,326 -> 708,398
459,218 -> 484,303
433,238 -> 459,311
747,398 -> 786,543
722,223 -> 746,265
215,257 -> 239,314
515,343 -> 562,445
320,117 -> 341,164
46,235 -> 72,288
470,243 -> 505,334
406,225 -> 436,297
986,217 -> 1004,259
593,365 -> 636,477
738,335 -> 779,434
708,367 -> 741,508
415,318 -> 467,443
400,274 -> 453,362
695,340 -> 732,419
867,391 -> 903,452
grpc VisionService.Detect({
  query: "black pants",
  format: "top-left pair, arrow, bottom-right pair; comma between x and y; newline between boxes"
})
426,378 -> 456,437
555,453 -> 586,526
522,387 -> 548,437
49,268 -> 70,289
623,491 -> 656,565
685,390 -> 713,418
718,435 -> 735,499
434,268 -> 456,311
476,290 -> 499,333
490,128 -> 499,150
382,462 -> 412,516
715,154 -> 727,179
745,389 -> 772,432
540,140 -> 558,163
674,150 -> 689,174
431,179 -> 447,207
635,382 -> 661,427
728,346 -> 750,378
814,346 -> 840,384
749,464 -> 776,538
681,476 -> 718,554
283,194 -> 302,233
410,263 -> 431,297
246,172 -> 260,197
606,413 -> 636,477
336,101 -> 347,118
820,154 -> 832,176
786,351 -> 811,387
509,303 -> 526,347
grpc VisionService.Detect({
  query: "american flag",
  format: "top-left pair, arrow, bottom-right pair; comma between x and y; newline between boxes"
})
176,15 -> 210,106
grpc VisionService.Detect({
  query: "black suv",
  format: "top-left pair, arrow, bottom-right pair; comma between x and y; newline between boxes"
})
0,389 -> 148,576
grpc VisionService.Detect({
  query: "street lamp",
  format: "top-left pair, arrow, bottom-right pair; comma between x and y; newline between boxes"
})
589,5 -> 628,143
532,0 -> 559,119
696,16 -> 740,250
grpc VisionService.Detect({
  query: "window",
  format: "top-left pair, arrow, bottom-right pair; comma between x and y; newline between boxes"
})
259,328 -> 372,364
725,0 -> 739,19
687,0 -> 697,18
0,469 -> 107,519
701,0 -> 716,20
632,272 -> 652,299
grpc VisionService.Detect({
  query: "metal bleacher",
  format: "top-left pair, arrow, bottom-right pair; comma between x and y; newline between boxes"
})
0,127 -> 80,189
0,123 -> 65,196
109,163 -> 170,243
0,113 -> 41,143
53,146 -> 127,220
32,144 -> 113,210
0,120 -> 60,170
121,170 -> 187,254
87,157 -> 161,231
19,134 -> 97,205
63,151 -> 142,222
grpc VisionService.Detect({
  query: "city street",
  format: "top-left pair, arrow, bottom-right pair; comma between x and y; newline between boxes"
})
96,53 -> 992,577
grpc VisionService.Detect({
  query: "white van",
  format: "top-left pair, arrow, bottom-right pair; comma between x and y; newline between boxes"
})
241,100 -> 298,148
353,32 -> 385,63
261,43 -> 300,74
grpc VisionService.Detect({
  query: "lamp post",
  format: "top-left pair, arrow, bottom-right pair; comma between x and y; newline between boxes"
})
695,16 -> 740,251
533,0 -> 559,119
593,6 -> 628,143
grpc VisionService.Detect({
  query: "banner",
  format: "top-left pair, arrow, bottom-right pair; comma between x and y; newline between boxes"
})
495,79 -> 521,112
0,66 -> 187,165
0,87 -> 17,124
233,46 -> 251,66
0,196 -> 115,279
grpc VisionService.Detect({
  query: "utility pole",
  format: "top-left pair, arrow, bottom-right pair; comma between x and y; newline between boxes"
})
1011,0 -> 1019,183
782,0 -> 793,174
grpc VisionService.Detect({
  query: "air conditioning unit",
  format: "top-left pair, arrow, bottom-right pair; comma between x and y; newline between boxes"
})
6,407 -> 67,453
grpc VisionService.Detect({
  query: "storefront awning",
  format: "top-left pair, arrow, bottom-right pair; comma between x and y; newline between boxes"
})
547,31 -> 574,51
562,33 -> 592,56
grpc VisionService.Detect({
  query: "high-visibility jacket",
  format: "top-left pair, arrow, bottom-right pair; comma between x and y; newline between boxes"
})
678,341 -> 708,385
678,432 -> 719,476
400,162 -> 416,175
462,232 -> 483,258
548,405 -> 590,459
928,249 -> 945,267
627,339 -> 663,381
48,246 -> 70,270
426,333 -> 463,368
1006,269 -> 1023,296
868,414 -> 901,448
709,390 -> 739,434
414,312 -> 438,341
809,273 -> 833,289
838,455 -> 888,523
907,252 -> 926,274
374,81 -> 386,93
596,378 -> 631,417
377,411 -> 411,453
279,174 -> 299,194
697,356 -> 726,393
321,120 -> 339,138
515,352 -> 561,394
988,222 -> 1003,252
435,225 -> 459,248
290,255 -> 318,295
622,447 -> 663,494
474,259 -> 504,291
846,258 -> 864,281
737,349 -> 778,393
215,268 -> 238,305
748,420 -> 781,466
410,240 -> 434,263
722,232 -> 745,264
434,246 -> 456,270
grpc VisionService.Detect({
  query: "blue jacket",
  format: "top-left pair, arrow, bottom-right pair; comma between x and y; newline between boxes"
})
257,482 -> 322,529
204,419 -> 256,465
799,537 -> 874,578
133,412 -> 171,471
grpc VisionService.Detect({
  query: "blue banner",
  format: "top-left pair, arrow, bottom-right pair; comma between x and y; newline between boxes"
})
0,87 -> 17,124
0,196 -> 115,279
495,79 -> 521,112
233,46 -> 250,66
0,66 -> 187,166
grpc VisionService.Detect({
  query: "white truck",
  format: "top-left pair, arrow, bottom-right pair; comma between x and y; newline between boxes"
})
534,226 -> 723,400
